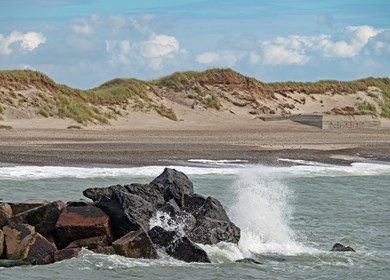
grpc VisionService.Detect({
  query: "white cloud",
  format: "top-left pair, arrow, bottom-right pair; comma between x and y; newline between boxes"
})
249,51 -> 260,64
71,19 -> 94,35
140,34 -> 179,58
196,52 -> 219,64
0,31 -> 46,55
196,51 -> 238,67
262,44 -> 309,65
106,34 -> 184,71
256,25 -> 384,66
321,25 -> 380,57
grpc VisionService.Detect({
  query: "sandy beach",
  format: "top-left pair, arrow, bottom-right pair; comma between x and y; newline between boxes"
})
1,115 -> 390,167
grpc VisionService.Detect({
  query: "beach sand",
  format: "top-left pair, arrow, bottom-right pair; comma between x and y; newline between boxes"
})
1,113 -> 390,166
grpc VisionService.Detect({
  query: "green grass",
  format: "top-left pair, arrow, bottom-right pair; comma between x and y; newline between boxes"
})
0,104 -> 3,114
38,106 -> 50,118
55,93 -> 108,124
356,101 -> 377,113
204,95 -> 221,110
367,92 -> 379,99
155,104 -> 178,121
67,125 -> 82,129
0,125 -> 12,129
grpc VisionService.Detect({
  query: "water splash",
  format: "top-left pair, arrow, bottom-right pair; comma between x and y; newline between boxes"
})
230,166 -> 310,256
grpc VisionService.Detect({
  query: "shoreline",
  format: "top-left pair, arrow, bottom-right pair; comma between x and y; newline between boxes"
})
1,122 -> 390,167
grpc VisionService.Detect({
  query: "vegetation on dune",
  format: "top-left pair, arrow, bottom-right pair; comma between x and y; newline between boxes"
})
155,104 -> 178,121
0,125 -> 12,129
1,69 -> 390,123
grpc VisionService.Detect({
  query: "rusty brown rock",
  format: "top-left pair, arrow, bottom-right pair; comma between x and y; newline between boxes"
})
0,202 -> 13,228
66,235 -> 108,250
112,230 -> 157,259
55,205 -> 113,248
53,248 -> 81,262
3,224 -> 35,259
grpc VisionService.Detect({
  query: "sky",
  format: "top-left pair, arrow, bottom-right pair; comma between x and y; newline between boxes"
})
0,0 -> 389,89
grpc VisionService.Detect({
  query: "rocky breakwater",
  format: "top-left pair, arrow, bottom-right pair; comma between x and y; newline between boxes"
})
0,168 -> 240,267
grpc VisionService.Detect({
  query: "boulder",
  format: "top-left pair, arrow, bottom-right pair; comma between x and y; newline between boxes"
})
188,217 -> 240,245
148,226 -> 177,248
55,205 -> 113,248
53,248 -> 81,262
331,243 -> 356,252
8,200 -> 50,215
66,235 -> 108,250
97,190 -> 154,238
183,194 -> 240,245
17,232 -> 56,265
124,183 -> 165,208
0,229 -> 4,258
83,184 -> 125,202
183,194 -> 230,221
150,168 -> 194,206
3,224 -> 35,259
112,230 -> 157,259
0,202 -> 13,228
148,226 -> 210,263
8,201 -> 65,237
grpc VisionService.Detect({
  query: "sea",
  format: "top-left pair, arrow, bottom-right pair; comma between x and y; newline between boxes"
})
1,159 -> 390,279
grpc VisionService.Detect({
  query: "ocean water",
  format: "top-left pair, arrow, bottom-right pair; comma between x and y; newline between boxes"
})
1,160 -> 390,279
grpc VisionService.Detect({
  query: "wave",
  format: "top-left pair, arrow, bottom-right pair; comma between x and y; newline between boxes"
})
0,165 -> 240,180
1,160 -> 389,180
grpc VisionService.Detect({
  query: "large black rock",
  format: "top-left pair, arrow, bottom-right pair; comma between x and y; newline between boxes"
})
83,185 -> 125,202
188,217 -> 240,245
148,226 -> 210,263
124,183 -> 165,208
150,168 -> 194,207
96,190 -> 155,238
183,194 -> 240,245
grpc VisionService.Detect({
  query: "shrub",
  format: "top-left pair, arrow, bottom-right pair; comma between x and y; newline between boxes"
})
205,95 -> 221,110
67,125 -> 82,129
38,106 -> 50,118
357,101 -> 377,113
155,104 -> 178,121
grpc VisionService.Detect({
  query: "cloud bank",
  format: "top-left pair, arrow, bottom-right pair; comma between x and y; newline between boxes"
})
0,31 -> 46,55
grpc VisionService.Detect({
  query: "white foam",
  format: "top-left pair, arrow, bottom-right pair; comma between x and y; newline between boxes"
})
0,165 -> 240,180
187,159 -> 249,166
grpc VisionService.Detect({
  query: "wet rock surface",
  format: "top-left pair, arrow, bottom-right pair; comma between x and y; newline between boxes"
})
0,168 -> 239,266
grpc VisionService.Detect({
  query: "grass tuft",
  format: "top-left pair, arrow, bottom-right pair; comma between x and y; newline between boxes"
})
155,104 -> 178,121
0,125 -> 12,129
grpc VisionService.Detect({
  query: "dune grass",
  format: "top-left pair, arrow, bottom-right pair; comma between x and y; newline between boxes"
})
0,125 -> 12,129
155,104 -> 178,121
1,69 -> 390,121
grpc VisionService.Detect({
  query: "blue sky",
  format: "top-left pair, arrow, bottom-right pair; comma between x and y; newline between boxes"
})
0,0 -> 389,88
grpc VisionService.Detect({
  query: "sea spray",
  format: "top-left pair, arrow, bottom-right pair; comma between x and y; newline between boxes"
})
229,166 -> 307,255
